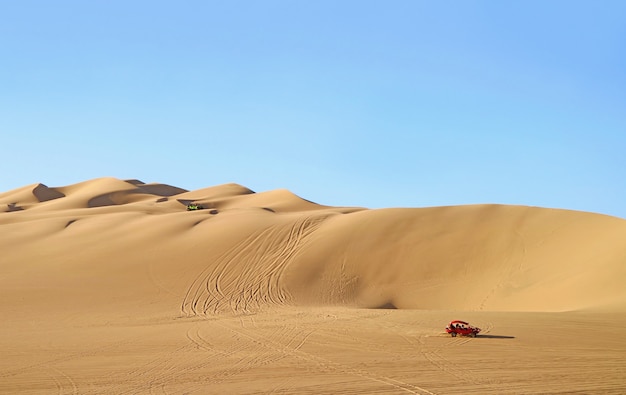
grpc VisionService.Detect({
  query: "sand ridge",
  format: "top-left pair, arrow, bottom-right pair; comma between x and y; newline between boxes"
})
1,177 -> 625,394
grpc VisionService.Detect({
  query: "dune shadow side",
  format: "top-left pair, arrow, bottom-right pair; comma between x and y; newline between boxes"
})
477,334 -> 516,339
33,183 -> 65,202
375,302 -> 398,309
6,203 -> 24,212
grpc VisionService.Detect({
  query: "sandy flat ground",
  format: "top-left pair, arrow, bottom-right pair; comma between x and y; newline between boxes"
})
2,178 -> 625,394
2,308 -> 625,394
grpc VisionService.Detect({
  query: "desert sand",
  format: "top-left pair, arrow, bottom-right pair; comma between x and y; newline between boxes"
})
1,177 -> 625,394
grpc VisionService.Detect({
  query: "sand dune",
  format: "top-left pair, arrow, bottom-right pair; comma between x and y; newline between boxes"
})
0,183 -> 65,211
1,177 -> 625,394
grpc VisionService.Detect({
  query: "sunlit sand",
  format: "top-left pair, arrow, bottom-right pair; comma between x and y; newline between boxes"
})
2,178 -> 625,394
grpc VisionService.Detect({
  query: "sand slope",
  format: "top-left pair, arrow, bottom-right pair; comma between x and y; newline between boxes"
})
1,178 -> 625,394
2,177 -> 624,314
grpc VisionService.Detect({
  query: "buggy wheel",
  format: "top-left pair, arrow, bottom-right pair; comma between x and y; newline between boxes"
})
451,332 -> 457,337
470,332 -> 476,338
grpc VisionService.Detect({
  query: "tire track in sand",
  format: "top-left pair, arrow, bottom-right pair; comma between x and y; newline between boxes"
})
215,319 -> 437,395
181,215 -> 327,316
408,322 -> 499,390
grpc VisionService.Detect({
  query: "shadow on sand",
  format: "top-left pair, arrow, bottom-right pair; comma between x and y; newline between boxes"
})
477,334 -> 516,339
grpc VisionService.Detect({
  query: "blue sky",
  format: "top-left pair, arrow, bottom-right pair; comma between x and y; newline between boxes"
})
1,1 -> 625,218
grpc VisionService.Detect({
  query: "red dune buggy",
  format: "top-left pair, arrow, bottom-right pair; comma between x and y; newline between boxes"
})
446,320 -> 481,337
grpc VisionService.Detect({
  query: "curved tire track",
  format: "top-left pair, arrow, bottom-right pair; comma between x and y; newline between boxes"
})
181,215 -> 327,316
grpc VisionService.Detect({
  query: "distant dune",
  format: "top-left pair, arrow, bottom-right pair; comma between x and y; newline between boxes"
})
2,177 -> 624,315
2,177 -> 626,394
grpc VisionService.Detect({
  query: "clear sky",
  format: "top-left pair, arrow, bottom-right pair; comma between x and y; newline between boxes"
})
1,1 -> 625,219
